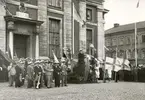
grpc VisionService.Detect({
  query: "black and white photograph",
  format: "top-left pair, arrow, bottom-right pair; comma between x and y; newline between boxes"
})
0,0 -> 145,100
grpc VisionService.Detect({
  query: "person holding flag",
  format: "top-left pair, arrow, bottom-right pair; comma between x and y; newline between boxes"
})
33,60 -> 43,89
7,62 -> 16,87
61,58 -> 68,86
52,50 -> 61,87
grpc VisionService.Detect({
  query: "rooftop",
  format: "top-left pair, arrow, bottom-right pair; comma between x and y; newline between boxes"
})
105,21 -> 145,35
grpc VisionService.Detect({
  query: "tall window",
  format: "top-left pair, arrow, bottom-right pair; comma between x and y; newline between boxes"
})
86,29 -> 93,54
49,19 -> 60,59
105,39 -> 111,46
142,35 -> 145,43
126,37 -> 131,44
48,0 -> 62,8
86,8 -> 92,21
112,38 -> 117,46
119,37 -> 124,45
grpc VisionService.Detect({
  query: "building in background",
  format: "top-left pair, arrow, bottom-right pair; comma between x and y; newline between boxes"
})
0,0 -> 108,60
105,21 -> 145,66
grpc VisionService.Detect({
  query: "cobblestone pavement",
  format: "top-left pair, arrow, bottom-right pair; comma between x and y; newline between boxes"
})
0,82 -> 145,100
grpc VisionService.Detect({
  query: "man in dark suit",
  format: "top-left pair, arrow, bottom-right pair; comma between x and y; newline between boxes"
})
53,63 -> 61,87
15,63 -> 22,88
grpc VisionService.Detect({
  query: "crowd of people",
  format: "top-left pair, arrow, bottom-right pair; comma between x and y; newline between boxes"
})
7,57 -> 69,89
87,56 -> 112,83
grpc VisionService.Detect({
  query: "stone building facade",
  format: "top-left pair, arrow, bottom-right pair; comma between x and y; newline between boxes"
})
0,0 -> 107,60
105,22 -> 145,65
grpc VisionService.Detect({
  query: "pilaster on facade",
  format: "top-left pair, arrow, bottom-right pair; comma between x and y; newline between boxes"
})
64,0 -> 72,50
38,0 -> 48,56
0,4 -> 6,52
79,0 -> 87,52
97,6 -> 105,59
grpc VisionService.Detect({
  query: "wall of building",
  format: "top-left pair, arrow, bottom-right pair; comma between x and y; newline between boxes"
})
105,28 -> 145,64
0,0 -> 106,59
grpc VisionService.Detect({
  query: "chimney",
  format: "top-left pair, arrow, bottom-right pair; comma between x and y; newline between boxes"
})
114,23 -> 120,28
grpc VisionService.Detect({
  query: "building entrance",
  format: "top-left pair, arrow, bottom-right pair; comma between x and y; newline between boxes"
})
14,34 -> 28,58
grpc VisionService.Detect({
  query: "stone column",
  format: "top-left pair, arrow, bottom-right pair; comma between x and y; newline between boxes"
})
97,8 -> 105,60
79,0 -> 86,52
8,21 -> 14,59
35,34 -> 39,59
35,25 -> 40,59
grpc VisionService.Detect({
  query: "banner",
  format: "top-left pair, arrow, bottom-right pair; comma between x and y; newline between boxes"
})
123,59 -> 131,71
114,65 -> 122,72
106,57 -> 114,64
105,63 -> 113,71
52,50 -> 59,63
124,59 -> 130,66
115,57 -> 124,66
73,3 -> 83,25
0,49 -> 12,66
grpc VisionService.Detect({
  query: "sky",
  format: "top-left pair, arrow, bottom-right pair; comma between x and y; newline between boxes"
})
104,0 -> 145,30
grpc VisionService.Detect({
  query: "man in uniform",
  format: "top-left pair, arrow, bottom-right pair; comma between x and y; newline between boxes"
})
61,58 -> 68,86
53,62 -> 61,87
39,60 -> 45,87
44,60 -> 53,88
26,61 -> 34,88
15,62 -> 23,88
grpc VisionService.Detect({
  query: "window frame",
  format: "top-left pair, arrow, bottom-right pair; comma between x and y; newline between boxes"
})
86,28 -> 94,54
112,38 -> 117,46
47,0 -> 62,9
142,35 -> 145,43
86,8 -> 93,22
48,16 -> 62,59
119,37 -> 124,45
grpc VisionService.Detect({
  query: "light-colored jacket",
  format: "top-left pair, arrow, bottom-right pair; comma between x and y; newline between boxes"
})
44,63 -> 53,76
8,64 -> 16,76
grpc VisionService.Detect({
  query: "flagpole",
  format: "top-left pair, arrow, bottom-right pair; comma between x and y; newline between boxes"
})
114,47 -> 117,82
134,22 -> 138,67
134,0 -> 140,82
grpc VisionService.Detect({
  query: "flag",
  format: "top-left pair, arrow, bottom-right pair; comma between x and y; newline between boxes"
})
62,51 -> 67,59
7,46 -> 12,59
113,57 -> 124,72
104,46 -> 109,51
105,64 -> 113,70
115,57 -> 124,66
52,50 -> 59,63
0,0 -> 13,16
105,57 -> 114,71
123,59 -> 131,71
124,59 -> 130,66
136,0 -> 140,8
0,49 -> 12,66
73,3 -> 84,25
114,65 -> 122,72
106,57 -> 114,64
